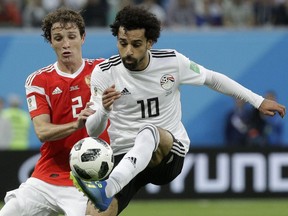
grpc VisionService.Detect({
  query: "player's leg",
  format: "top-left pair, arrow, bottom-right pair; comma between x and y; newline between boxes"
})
102,130 -> 184,215
0,197 -> 22,216
105,124 -> 163,197
105,126 -> 174,199
71,124 -> 175,214
0,178 -> 59,216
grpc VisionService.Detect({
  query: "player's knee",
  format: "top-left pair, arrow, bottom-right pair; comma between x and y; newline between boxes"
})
158,129 -> 174,150
138,124 -> 160,151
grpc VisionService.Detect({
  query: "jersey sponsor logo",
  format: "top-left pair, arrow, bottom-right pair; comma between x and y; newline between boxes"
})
27,95 -> 37,111
120,87 -> 131,95
190,61 -> 200,74
52,87 -> 62,95
70,85 -> 79,91
160,74 -> 175,91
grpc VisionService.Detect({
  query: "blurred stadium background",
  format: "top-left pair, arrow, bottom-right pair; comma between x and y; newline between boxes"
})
0,28 -> 287,148
1,0 -> 288,215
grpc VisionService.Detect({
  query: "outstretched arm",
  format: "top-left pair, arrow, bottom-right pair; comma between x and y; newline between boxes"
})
204,71 -> 286,118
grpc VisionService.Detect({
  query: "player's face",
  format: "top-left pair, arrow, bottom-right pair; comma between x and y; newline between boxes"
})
51,22 -> 84,69
117,26 -> 152,71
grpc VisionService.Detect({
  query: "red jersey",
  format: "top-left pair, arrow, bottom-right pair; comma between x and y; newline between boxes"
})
25,59 -> 109,186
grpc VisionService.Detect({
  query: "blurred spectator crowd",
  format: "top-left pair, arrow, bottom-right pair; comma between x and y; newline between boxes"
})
225,91 -> 285,148
0,94 -> 30,150
0,0 -> 288,28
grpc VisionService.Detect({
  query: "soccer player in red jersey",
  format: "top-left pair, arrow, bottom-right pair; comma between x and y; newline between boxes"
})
0,8 -> 108,216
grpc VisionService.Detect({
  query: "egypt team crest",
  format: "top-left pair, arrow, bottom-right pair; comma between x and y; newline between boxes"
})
160,74 -> 175,90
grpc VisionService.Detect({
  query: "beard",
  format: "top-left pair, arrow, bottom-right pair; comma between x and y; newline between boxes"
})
122,56 -> 138,70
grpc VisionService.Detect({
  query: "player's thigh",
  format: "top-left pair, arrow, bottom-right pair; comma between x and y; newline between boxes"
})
1,189 -> 58,216
86,198 -> 118,216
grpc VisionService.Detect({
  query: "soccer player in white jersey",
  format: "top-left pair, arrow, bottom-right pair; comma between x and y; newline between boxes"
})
0,8 -> 110,216
71,6 -> 286,216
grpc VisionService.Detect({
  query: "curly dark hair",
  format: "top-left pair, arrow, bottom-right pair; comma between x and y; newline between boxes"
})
110,6 -> 161,43
41,8 -> 85,43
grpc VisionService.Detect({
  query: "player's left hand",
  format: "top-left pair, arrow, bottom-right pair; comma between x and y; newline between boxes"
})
258,99 -> 286,118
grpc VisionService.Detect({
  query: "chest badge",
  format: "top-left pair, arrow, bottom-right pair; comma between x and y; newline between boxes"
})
160,74 -> 175,91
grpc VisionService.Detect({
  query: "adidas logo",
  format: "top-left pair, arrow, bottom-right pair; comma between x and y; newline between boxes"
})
126,157 -> 137,167
166,155 -> 174,164
52,87 -> 62,95
121,87 -> 131,95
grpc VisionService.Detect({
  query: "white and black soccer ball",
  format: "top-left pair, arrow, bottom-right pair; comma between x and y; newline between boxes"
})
69,137 -> 114,181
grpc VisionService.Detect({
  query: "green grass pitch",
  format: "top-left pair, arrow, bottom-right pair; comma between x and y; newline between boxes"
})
1,199 -> 288,215
124,199 -> 288,216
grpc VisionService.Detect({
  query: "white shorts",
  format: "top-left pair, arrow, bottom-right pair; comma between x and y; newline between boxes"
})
0,177 -> 88,216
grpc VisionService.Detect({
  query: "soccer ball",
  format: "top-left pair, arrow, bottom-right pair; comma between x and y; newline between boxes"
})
69,137 -> 114,181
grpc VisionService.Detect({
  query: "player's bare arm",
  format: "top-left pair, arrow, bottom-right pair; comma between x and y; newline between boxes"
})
32,102 -> 95,142
258,99 -> 286,118
102,84 -> 121,111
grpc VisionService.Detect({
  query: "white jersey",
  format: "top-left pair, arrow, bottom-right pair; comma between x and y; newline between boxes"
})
90,49 -> 208,155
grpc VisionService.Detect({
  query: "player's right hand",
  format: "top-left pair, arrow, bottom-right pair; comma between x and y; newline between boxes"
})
77,102 -> 96,129
102,84 -> 121,111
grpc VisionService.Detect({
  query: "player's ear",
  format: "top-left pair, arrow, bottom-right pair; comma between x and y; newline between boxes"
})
147,39 -> 153,50
82,33 -> 86,44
